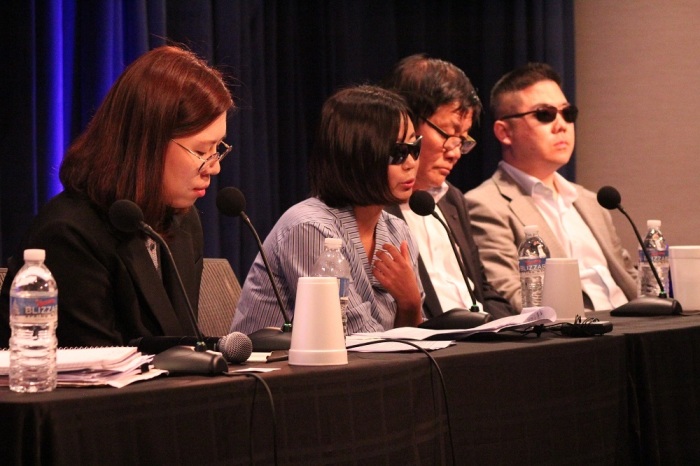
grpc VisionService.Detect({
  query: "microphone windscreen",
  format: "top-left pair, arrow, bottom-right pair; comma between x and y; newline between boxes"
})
597,186 -> 622,210
216,187 -> 247,218
408,190 -> 435,217
219,331 -> 253,364
109,199 -> 145,233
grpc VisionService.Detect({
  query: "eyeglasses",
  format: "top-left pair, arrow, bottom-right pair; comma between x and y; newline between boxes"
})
499,105 -> 579,124
423,118 -> 477,155
171,139 -> 232,172
390,135 -> 422,165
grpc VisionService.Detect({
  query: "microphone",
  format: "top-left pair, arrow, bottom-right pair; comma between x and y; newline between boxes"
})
216,187 -> 293,351
596,186 -> 682,316
408,190 -> 491,329
109,200 -> 228,373
129,332 -> 253,364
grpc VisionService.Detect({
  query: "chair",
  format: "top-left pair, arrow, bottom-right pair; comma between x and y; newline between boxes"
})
197,258 -> 242,337
0,268 -> 6,290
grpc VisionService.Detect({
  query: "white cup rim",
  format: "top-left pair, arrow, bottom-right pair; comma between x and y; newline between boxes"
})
545,258 -> 578,265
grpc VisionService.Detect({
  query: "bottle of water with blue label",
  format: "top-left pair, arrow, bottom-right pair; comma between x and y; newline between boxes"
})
311,238 -> 351,336
9,249 -> 58,393
638,219 -> 670,297
518,225 -> 550,308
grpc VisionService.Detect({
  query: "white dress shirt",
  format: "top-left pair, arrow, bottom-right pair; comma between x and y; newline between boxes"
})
401,183 -> 483,312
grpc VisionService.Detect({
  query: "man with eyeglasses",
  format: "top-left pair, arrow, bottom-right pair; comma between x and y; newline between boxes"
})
465,62 -> 637,312
383,54 -> 515,321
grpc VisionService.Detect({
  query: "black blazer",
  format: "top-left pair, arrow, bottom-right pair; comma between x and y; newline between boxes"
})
386,183 -> 515,319
0,192 -> 203,347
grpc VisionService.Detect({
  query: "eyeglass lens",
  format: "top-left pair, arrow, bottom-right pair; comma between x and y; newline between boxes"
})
391,136 -> 422,165
449,137 -> 476,154
500,105 -> 578,124
534,105 -> 578,123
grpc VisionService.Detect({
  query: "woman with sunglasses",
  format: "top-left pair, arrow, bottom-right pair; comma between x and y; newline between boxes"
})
232,84 -> 424,336
0,46 -> 234,347
465,62 -> 637,312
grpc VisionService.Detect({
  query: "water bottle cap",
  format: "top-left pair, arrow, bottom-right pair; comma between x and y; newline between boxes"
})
524,225 -> 539,235
23,249 -> 46,262
324,238 -> 342,249
646,219 -> 661,229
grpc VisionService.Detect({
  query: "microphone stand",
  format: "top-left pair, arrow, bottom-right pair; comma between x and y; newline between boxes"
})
615,206 -> 667,298
140,224 -> 228,373
140,223 -> 209,349
429,213 -> 480,313
239,211 -> 292,331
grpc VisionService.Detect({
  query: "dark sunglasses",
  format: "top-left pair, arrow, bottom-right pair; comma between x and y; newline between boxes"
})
390,135 -> 422,165
500,104 -> 578,124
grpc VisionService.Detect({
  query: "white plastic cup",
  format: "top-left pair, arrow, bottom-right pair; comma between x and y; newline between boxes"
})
289,277 -> 348,366
541,258 -> 584,322
669,246 -> 700,310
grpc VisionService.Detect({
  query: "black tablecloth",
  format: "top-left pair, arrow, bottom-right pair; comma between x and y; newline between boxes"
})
1,313 -> 699,465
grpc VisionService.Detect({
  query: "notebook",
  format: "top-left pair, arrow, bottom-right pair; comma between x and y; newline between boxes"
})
0,346 -> 139,374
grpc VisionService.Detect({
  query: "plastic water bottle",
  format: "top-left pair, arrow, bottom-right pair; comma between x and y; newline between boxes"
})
311,238 -> 351,336
518,225 -> 550,308
638,219 -> 670,297
9,249 -> 58,393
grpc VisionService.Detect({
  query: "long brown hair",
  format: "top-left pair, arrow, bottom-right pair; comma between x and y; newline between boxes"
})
60,45 -> 233,231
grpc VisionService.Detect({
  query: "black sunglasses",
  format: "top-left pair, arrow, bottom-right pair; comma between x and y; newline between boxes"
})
500,104 -> 578,124
390,135 -> 422,165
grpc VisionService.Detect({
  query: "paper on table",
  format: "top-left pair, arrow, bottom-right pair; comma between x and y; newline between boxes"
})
353,307 -> 557,341
0,346 -> 142,374
0,346 -> 159,388
56,366 -> 166,388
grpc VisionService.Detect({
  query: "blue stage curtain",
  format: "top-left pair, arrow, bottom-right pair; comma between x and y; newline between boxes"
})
0,0 -> 574,279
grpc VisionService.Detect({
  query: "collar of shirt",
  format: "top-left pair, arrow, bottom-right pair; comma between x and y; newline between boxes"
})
499,160 -> 579,205
426,182 -> 449,204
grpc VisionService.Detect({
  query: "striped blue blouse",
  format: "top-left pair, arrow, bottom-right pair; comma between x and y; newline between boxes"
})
230,197 -> 424,334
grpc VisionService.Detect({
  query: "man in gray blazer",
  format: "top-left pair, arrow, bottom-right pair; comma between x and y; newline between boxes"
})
465,63 -> 637,311
384,55 -> 514,320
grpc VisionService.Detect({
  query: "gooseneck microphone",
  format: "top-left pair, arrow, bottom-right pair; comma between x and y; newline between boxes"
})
409,190 -> 479,311
597,187 -> 666,296
109,200 -> 229,373
129,332 -> 253,364
217,187 -> 293,351
596,186 -> 682,316
408,190 -> 491,329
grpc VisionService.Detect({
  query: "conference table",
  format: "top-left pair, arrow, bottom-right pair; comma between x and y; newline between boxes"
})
1,312 -> 699,465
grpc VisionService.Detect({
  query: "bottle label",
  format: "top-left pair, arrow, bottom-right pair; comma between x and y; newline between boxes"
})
10,296 -> 58,319
519,257 -> 546,274
638,247 -> 669,264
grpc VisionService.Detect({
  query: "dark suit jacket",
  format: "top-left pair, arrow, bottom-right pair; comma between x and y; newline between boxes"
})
0,192 -> 203,348
386,183 -> 515,319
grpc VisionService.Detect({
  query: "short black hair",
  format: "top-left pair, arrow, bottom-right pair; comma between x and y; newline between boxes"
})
383,53 -> 482,124
309,85 -> 411,208
490,62 -> 562,118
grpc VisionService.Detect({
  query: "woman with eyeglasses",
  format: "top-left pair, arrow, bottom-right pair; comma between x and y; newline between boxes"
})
0,46 -> 234,347
232,84 -> 424,336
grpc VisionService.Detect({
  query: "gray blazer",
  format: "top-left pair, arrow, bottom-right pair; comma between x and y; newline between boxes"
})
464,166 -> 637,310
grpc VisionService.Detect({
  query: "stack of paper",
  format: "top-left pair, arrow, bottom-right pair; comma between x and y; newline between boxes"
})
348,307 -> 557,352
0,346 -> 165,388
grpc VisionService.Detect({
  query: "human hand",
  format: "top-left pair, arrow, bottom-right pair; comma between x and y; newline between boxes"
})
372,241 -> 422,326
